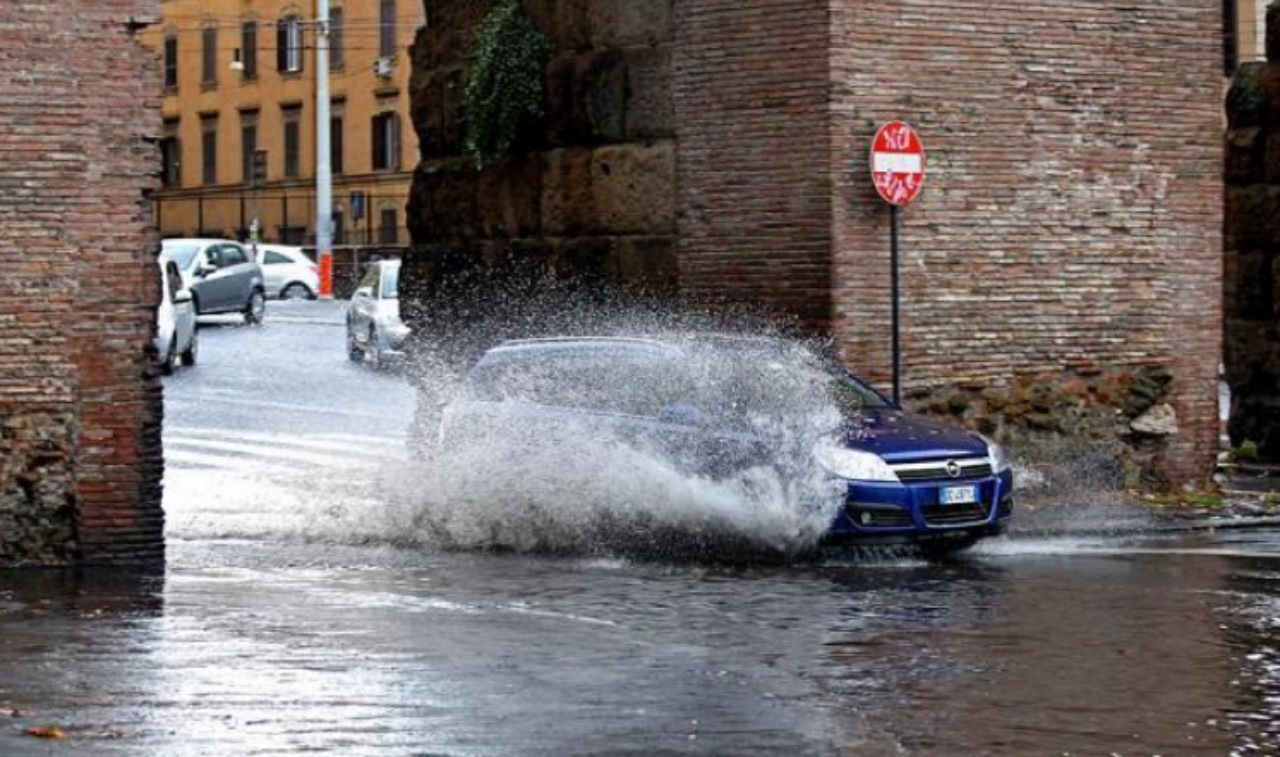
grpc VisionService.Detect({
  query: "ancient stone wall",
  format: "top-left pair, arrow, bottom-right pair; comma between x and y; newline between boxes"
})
831,0 -> 1224,484
0,2 -> 164,566
1225,5 -> 1280,463
406,0 -> 676,314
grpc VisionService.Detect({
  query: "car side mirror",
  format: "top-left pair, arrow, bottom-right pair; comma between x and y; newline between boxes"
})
195,263 -> 213,278
659,403 -> 702,426
355,286 -> 373,298
173,290 -> 192,304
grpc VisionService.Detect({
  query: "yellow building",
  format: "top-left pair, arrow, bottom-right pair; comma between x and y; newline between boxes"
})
1232,0 -> 1269,70
145,0 -> 423,253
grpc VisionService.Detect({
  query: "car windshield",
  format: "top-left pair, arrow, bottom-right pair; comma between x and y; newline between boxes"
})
381,266 -> 399,299
163,243 -> 199,269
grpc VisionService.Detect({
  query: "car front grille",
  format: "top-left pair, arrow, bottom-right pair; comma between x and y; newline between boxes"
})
921,502 -> 990,526
892,457 -> 992,482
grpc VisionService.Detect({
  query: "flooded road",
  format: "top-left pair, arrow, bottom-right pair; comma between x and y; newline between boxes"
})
6,536 -> 1280,755
3,302 -> 1277,756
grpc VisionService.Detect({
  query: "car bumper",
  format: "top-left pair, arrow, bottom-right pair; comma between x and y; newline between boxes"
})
823,468 -> 1014,545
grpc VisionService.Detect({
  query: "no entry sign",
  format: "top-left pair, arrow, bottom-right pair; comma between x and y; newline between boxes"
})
870,121 -> 926,206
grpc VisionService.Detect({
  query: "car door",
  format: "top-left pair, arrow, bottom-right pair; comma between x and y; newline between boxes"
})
215,243 -> 254,309
349,265 -> 380,340
190,244 -> 229,312
260,249 -> 291,296
166,260 -> 195,351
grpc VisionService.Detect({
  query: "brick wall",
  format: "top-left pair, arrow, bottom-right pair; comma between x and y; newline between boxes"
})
673,0 -> 833,330
0,2 -> 164,566
831,0 -> 1224,484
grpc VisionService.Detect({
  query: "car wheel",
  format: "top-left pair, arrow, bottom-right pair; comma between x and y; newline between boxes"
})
368,326 -> 383,370
244,289 -> 266,325
181,328 -> 199,366
281,282 -> 313,300
160,337 -> 178,376
346,325 -> 364,362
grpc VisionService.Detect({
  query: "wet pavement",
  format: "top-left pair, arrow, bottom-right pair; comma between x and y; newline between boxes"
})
4,300 -> 1280,756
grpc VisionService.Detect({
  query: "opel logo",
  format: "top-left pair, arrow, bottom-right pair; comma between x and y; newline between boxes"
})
945,460 -> 962,478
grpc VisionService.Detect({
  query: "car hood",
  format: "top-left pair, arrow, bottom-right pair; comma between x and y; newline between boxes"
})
838,408 -> 988,463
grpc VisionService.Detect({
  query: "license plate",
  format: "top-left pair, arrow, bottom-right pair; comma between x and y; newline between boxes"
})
940,485 -> 977,505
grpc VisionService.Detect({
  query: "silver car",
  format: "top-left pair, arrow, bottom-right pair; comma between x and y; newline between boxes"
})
346,260 -> 409,369
161,238 -> 266,324
255,243 -> 320,300
155,257 -> 198,375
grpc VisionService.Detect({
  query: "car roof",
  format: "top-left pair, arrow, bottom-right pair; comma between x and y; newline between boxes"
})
162,238 -> 241,246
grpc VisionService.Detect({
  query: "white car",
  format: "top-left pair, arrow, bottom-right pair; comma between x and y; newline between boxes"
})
155,257 -> 198,375
346,260 -> 409,369
255,243 -> 320,300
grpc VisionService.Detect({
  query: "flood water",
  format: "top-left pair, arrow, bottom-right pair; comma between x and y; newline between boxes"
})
3,303 -> 1277,756
4,532 -> 1280,756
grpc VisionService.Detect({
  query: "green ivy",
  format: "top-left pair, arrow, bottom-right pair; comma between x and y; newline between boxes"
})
463,0 -> 552,169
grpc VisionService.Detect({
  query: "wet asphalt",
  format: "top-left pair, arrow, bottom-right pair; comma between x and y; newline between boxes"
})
3,300 -> 1280,756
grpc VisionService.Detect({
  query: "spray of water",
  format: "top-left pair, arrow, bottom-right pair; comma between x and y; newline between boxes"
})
307,294 -> 863,560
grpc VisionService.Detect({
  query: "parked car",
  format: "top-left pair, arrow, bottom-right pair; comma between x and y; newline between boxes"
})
155,257 -> 198,375
160,238 -> 266,324
255,243 -> 319,300
346,260 -> 409,369
438,335 -> 1014,553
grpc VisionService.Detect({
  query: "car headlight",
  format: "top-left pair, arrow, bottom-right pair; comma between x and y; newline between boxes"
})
984,438 -> 1012,473
813,444 -> 899,483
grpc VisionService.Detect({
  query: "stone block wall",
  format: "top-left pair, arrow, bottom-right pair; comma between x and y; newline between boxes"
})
407,0 -> 677,311
1225,5 -> 1280,462
831,0 -> 1224,484
0,2 -> 164,566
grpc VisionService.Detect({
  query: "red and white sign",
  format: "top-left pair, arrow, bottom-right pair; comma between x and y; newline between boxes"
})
870,121 -> 926,206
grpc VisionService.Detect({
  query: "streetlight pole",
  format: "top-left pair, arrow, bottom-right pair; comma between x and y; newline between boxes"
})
315,0 -> 333,297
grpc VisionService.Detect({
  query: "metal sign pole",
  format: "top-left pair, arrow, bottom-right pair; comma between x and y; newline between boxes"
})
890,204 -> 901,408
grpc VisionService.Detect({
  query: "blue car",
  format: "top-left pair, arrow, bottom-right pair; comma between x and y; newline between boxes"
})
439,335 -> 1013,553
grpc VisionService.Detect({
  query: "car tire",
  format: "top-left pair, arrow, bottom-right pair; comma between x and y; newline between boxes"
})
181,328 -> 199,366
346,326 -> 364,363
244,289 -> 266,325
160,337 -> 178,376
281,282 -> 313,300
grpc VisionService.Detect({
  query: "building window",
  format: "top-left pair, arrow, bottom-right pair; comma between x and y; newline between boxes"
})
379,0 -> 396,58
200,114 -> 218,185
332,210 -> 346,245
283,105 -> 302,178
330,8 -> 345,69
379,207 -> 399,245
278,225 -> 308,245
371,111 -> 400,171
201,26 -> 218,86
241,22 -> 258,80
277,17 -> 304,73
161,119 -> 181,188
240,111 -> 259,185
331,114 -> 344,175
1225,0 -> 1239,75
163,35 -> 178,90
